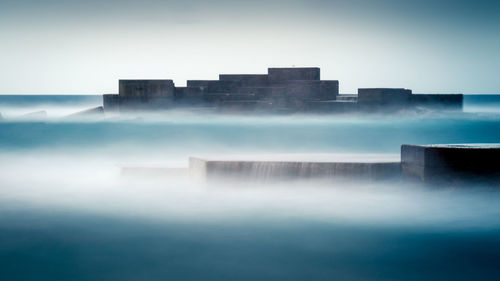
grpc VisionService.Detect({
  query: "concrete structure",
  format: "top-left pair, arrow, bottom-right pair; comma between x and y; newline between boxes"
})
102,67 -> 463,113
401,144 -> 500,186
189,154 -> 401,184
188,144 -> 499,186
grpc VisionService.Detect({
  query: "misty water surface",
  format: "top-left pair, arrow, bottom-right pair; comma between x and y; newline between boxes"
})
0,95 -> 499,281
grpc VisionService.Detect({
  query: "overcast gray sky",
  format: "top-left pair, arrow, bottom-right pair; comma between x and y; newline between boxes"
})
0,0 -> 499,94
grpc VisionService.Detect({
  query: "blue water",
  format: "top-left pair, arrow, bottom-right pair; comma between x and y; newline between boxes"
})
0,94 -> 500,281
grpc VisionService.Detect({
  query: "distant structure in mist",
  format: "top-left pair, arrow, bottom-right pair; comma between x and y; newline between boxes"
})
103,67 -> 463,113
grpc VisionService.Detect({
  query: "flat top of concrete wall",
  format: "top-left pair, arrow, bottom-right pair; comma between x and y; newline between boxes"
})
119,79 -> 173,82
268,67 -> 320,70
358,88 -> 408,90
412,93 -> 463,96
219,74 -> 268,77
190,153 -> 400,163
404,144 -> 500,149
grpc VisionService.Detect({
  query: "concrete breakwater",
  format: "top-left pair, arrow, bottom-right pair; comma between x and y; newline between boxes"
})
189,145 -> 500,186
401,144 -> 500,185
103,67 -> 463,114
189,154 -> 401,184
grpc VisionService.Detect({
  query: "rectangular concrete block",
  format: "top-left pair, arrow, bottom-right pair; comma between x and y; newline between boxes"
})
219,74 -> 269,87
401,144 -> 500,186
103,94 -> 120,111
189,154 -> 401,184
119,80 -> 175,99
268,67 -> 320,84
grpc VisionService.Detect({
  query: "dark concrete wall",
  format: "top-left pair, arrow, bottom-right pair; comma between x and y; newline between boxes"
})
103,94 -> 120,112
319,80 -> 339,100
186,80 -> 242,93
358,88 -> 412,111
119,80 -> 175,99
219,74 -> 269,87
411,94 -> 463,110
174,87 -> 205,105
401,144 -> 500,186
268,68 -> 320,84
284,80 -> 322,99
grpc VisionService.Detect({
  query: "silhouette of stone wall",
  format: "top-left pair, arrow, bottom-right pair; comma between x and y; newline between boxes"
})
102,67 -> 462,113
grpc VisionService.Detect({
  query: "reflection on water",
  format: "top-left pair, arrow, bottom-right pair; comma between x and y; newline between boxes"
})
0,95 -> 500,280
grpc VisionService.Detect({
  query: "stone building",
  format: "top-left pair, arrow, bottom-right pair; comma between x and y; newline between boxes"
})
103,67 -> 462,113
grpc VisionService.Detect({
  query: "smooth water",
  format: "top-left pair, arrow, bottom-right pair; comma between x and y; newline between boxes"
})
1,95 -> 500,281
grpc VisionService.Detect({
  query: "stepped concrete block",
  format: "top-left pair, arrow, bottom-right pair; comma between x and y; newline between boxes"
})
119,80 -> 174,99
219,74 -> 269,87
401,144 -> 500,186
268,67 -> 320,84
190,154 -> 401,184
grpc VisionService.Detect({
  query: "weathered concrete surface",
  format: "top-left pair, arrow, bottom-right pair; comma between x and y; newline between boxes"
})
268,67 -> 320,84
174,87 -> 205,105
204,93 -> 257,102
187,80 -> 242,93
358,88 -> 412,112
103,94 -> 120,112
283,80 -> 322,100
190,154 -> 401,184
320,80 -> 339,100
119,97 -> 173,111
119,80 -> 175,99
219,74 -> 269,87
336,94 -> 358,101
411,94 -> 463,110
102,68 -> 463,114
401,144 -> 500,186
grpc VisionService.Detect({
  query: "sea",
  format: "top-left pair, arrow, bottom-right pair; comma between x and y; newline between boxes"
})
0,94 -> 499,281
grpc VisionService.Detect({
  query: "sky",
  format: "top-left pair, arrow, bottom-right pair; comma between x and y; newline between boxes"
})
0,0 -> 499,94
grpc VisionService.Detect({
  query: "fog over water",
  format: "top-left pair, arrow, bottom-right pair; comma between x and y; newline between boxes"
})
1,95 -> 500,280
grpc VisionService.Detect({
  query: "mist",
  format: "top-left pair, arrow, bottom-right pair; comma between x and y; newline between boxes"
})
1,95 -> 500,280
